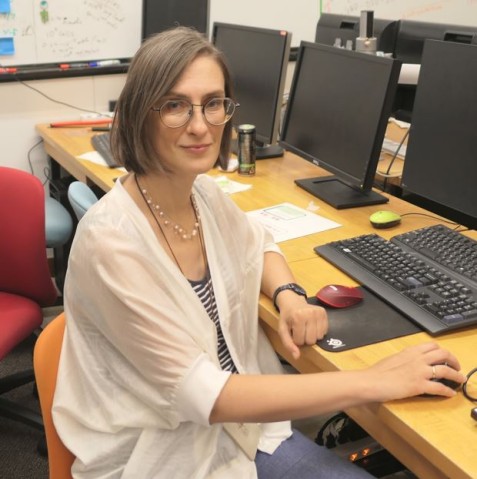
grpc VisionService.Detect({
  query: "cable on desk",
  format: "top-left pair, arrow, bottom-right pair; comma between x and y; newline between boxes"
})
379,128 -> 410,191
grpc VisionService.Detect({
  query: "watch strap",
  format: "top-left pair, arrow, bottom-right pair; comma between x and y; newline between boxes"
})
272,283 -> 307,312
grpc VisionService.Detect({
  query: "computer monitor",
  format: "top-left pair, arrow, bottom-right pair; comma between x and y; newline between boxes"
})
392,19 -> 477,122
400,39 -> 477,229
142,0 -> 209,39
280,41 -> 400,209
315,13 -> 399,55
395,19 -> 477,64
212,22 -> 291,159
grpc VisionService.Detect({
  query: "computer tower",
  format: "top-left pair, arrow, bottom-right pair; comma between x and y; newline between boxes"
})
142,0 -> 209,39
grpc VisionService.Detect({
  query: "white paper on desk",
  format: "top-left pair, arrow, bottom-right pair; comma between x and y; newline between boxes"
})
214,175 -> 252,194
246,202 -> 341,243
78,151 -> 127,172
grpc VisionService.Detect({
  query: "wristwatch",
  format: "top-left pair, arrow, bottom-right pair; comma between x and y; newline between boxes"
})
272,283 -> 307,312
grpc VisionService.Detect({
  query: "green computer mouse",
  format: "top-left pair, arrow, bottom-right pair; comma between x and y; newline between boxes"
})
369,210 -> 402,229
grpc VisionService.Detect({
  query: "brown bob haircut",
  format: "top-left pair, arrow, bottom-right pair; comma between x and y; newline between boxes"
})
110,27 -> 233,174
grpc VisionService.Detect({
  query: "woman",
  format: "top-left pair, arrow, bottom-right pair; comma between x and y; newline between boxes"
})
53,27 -> 465,478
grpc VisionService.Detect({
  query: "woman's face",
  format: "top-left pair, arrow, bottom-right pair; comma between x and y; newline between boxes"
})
152,55 -> 226,178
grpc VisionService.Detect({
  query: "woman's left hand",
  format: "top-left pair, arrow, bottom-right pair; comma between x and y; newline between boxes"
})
277,296 -> 328,360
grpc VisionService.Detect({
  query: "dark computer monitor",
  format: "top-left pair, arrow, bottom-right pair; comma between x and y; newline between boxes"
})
392,20 -> 477,122
212,22 -> 291,159
142,0 -> 209,39
395,19 -> 477,64
280,41 -> 400,209
401,39 -> 477,229
315,13 -> 399,55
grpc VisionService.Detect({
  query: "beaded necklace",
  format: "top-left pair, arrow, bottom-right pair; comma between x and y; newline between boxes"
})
135,176 -> 199,241
135,174 -> 205,275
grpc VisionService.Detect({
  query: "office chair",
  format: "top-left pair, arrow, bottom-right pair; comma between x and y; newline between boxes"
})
67,181 -> 99,221
0,166 -> 58,431
45,195 -> 74,294
34,312 -> 75,479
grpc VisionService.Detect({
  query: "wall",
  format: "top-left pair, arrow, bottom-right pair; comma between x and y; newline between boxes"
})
0,74 -> 126,181
323,0 -> 477,25
209,0 -> 319,47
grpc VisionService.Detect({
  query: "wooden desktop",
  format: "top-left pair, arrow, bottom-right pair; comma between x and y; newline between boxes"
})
36,123 -> 477,479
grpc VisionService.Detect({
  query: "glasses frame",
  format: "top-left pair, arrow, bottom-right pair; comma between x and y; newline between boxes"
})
152,97 -> 239,129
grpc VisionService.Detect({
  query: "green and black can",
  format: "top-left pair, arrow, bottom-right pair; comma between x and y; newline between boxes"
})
237,124 -> 256,176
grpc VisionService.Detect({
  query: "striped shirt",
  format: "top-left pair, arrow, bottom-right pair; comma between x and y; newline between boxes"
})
190,275 -> 238,373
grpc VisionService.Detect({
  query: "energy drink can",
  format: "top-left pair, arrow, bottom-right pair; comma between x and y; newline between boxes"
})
237,124 -> 256,176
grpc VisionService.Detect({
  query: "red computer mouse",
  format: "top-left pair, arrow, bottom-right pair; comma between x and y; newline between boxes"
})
315,284 -> 364,308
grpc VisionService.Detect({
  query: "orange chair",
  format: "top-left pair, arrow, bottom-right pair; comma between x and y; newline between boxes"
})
34,312 -> 75,479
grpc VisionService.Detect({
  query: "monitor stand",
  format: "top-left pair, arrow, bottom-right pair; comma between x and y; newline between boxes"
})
231,139 -> 284,159
295,176 -> 388,209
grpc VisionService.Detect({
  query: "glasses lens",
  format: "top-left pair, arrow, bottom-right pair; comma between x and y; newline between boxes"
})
465,368 -> 477,400
160,100 -> 191,128
204,98 -> 236,125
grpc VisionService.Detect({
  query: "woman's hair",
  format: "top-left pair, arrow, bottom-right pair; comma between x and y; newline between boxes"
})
110,27 -> 233,174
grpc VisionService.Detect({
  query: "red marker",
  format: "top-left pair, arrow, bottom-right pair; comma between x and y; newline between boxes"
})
0,67 -> 17,73
59,64 -> 70,70
50,118 -> 113,128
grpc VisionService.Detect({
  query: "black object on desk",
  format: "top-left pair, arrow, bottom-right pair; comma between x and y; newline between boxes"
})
91,132 -> 119,168
315,225 -> 477,335
311,287 -> 419,352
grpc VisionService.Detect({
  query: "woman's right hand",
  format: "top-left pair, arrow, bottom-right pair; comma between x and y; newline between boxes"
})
366,342 -> 467,401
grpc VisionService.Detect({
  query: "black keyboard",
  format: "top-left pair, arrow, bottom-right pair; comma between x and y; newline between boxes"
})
91,132 -> 119,168
315,224 -> 477,335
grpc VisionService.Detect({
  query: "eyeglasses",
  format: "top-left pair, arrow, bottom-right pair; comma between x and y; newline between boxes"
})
152,97 -> 239,128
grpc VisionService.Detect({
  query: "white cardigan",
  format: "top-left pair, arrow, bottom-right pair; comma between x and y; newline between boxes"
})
53,174 -> 292,478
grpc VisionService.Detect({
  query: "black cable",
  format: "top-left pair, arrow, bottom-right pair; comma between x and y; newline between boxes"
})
463,368 -> 477,402
399,212 -> 462,230
27,138 -> 44,175
13,76 -> 104,116
381,128 -> 410,192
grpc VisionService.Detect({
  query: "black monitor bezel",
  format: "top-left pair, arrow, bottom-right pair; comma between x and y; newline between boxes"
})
279,41 -> 400,209
401,39 -> 477,229
212,22 -> 291,157
395,19 -> 477,64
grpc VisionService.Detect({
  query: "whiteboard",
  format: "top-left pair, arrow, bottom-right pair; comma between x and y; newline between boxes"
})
322,0 -> 477,26
209,0 -> 319,47
0,0 -> 142,67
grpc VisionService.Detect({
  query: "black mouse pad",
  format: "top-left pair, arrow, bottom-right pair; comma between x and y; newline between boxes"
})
309,287 -> 421,352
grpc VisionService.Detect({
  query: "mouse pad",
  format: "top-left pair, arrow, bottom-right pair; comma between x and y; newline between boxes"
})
309,287 -> 421,352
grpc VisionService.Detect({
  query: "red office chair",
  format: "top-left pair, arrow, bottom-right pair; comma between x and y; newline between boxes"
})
0,166 -> 58,431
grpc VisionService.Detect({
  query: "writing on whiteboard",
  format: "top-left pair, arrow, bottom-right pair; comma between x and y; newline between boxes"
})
0,0 -> 141,66
323,0 -> 477,26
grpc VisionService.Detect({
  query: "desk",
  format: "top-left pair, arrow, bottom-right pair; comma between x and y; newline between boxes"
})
36,123 -> 477,479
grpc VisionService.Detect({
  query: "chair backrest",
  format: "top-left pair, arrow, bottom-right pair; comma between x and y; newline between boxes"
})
44,196 -> 73,248
34,312 -> 75,479
67,181 -> 99,221
0,167 -> 57,306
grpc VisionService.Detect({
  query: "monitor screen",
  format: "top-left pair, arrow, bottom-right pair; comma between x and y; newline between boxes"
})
315,13 -> 399,55
401,39 -> 477,229
142,0 -> 209,39
393,20 -> 477,122
212,22 -> 291,159
280,41 -> 400,209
